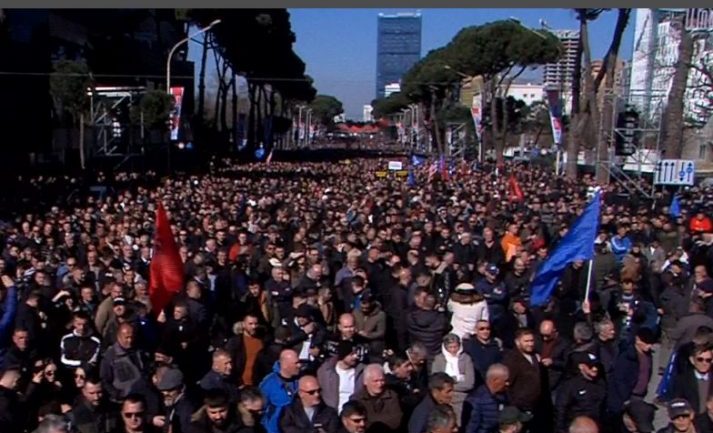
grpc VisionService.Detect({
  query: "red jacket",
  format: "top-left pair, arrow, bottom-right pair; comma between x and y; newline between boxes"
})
690,216 -> 713,233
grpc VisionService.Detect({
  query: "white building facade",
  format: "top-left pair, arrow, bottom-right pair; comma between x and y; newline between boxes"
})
629,8 -> 713,124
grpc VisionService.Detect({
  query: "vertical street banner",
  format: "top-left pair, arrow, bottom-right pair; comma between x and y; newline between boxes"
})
544,87 -> 563,146
471,92 -> 483,143
169,86 -> 184,141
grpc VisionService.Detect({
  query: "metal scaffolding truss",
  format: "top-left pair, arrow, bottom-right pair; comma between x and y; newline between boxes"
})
596,87 -> 669,198
86,86 -> 146,157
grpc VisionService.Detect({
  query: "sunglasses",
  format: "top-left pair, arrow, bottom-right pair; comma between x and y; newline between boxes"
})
122,411 -> 145,419
696,357 -> 713,363
301,388 -> 321,395
477,327 -> 491,331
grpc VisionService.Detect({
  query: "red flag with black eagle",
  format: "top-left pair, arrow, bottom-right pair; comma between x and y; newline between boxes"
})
508,175 -> 525,202
149,202 -> 185,316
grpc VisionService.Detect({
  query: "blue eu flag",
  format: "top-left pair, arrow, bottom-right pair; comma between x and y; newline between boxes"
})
530,192 -> 601,307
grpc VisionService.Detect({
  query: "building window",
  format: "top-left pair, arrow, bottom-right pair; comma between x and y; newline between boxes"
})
700,144 -> 707,160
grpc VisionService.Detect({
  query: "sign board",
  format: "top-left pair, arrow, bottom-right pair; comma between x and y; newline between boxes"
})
375,171 -> 388,178
395,170 -> 409,177
169,86 -> 184,141
388,161 -> 403,171
654,159 -> 696,186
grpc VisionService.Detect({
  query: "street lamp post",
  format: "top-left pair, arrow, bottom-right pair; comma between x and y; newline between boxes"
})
166,19 -> 221,94
164,19 -> 219,172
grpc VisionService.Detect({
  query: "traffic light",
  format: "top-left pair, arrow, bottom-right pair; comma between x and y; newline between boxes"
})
615,107 -> 639,156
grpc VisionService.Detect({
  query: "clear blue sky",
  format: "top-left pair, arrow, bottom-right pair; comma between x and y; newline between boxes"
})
288,8 -> 635,120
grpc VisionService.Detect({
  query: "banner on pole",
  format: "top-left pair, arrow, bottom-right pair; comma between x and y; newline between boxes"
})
169,86 -> 184,141
471,93 -> 483,143
544,87 -> 562,146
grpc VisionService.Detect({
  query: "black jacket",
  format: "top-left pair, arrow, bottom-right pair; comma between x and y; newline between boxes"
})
555,375 -> 607,433
462,337 -> 502,386
60,331 -> 101,367
535,336 -> 571,391
405,308 -> 448,359
407,394 -> 435,433
672,369 -> 713,414
278,398 -> 339,433
695,412 -> 713,433
69,399 -> 120,433
0,385 -> 24,433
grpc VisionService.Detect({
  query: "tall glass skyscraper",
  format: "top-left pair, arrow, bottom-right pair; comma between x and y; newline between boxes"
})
376,12 -> 422,99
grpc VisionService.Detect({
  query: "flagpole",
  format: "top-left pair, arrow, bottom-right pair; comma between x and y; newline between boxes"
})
583,258 -> 593,306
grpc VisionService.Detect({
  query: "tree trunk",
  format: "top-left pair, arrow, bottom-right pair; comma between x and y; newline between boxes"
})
430,90 -> 443,156
219,69 -> 232,134
566,16 -> 586,179
79,113 -> 85,170
488,77 -> 503,166
247,83 -> 257,149
197,32 -> 209,121
500,67 -> 527,157
662,20 -> 693,159
595,9 -> 630,184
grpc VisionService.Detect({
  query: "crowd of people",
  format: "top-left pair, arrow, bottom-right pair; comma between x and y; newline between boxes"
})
1,155 -> 713,433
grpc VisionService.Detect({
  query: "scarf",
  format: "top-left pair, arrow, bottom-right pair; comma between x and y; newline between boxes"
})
442,345 -> 463,382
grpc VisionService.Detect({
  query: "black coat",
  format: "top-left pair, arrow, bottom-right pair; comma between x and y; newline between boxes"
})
279,399 -> 339,433
0,385 -> 24,433
405,308 -> 448,359
536,336 -> 571,391
672,369 -> 713,414
555,375 -> 607,433
462,337 -> 502,386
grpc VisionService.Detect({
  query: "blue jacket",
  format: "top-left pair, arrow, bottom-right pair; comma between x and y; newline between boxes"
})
475,280 -> 507,322
259,362 -> 298,433
0,286 -> 18,367
610,236 -> 632,262
462,384 -> 508,433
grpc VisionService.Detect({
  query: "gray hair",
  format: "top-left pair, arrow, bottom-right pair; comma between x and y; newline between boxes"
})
593,319 -> 614,335
573,322 -> 593,342
426,405 -> 456,433
408,342 -> 429,358
485,363 -> 509,382
442,333 -> 461,347
363,363 -> 385,382
36,415 -> 69,433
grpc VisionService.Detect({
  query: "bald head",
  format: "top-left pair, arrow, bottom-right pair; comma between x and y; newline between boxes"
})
338,313 -> 356,339
279,349 -> 301,378
569,417 -> 599,433
298,375 -> 318,390
539,319 -> 555,335
298,375 -> 321,408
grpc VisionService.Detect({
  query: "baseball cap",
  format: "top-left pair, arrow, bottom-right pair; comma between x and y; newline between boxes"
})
667,399 -> 693,419
572,351 -> 600,367
485,263 -> 500,276
499,406 -> 532,425
113,297 -> 127,306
